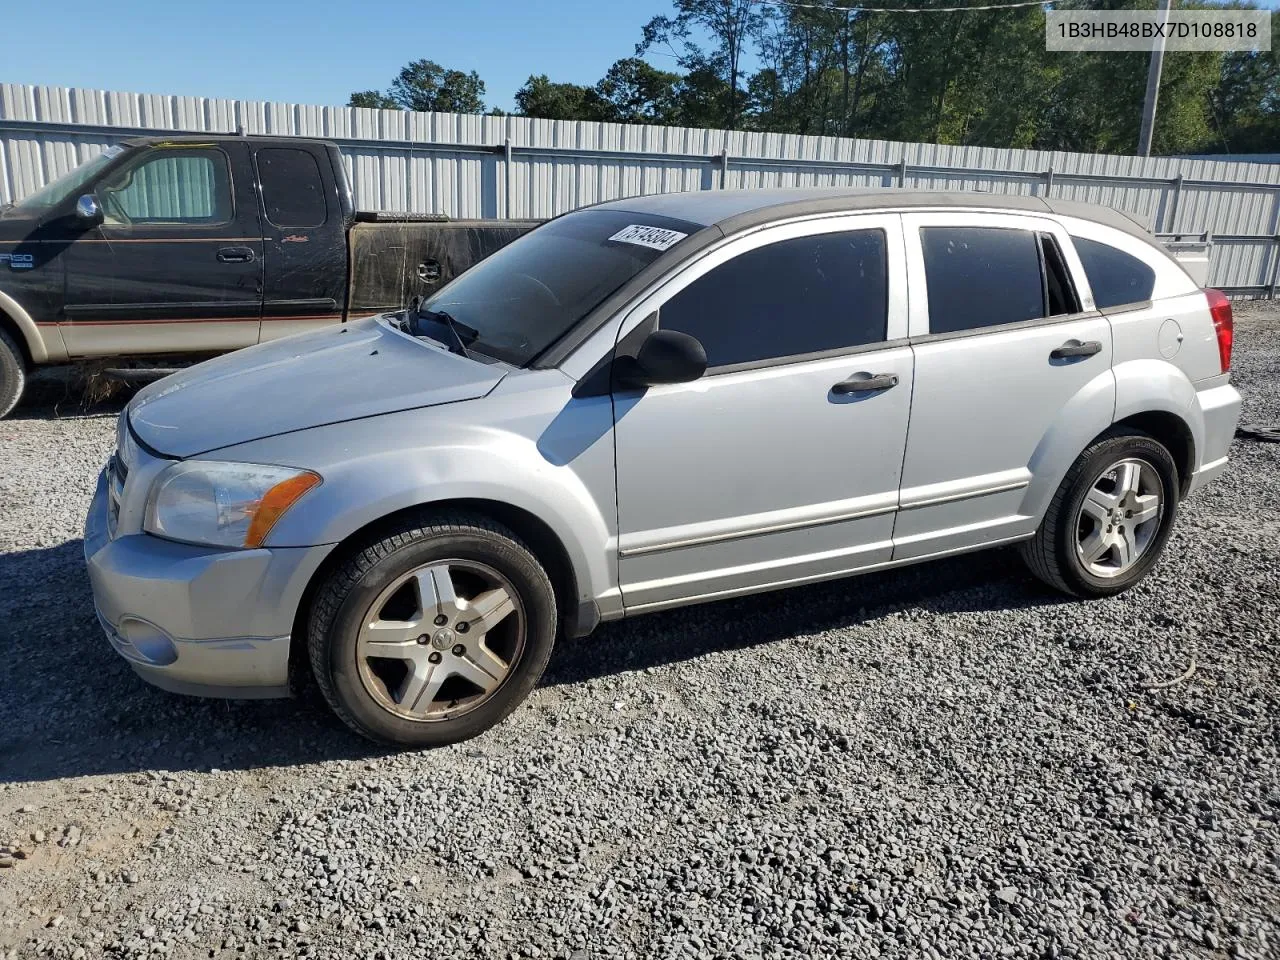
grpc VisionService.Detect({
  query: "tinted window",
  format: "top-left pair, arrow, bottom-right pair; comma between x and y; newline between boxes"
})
421,209 -> 699,366
257,148 -> 327,228
100,151 -> 231,224
921,227 -> 1044,334
1072,236 -> 1156,308
659,230 -> 888,368
1041,233 -> 1080,316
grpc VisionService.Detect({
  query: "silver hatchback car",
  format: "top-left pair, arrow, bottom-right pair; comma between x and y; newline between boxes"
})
85,188 -> 1242,746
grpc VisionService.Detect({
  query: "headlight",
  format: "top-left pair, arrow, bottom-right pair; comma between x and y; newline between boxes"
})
144,462 -> 321,549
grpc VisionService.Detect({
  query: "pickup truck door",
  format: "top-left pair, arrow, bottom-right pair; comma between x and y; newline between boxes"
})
253,143 -> 348,340
61,142 -> 264,357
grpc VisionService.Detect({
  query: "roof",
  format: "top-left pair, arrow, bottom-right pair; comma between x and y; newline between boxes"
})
593,187 -> 1153,240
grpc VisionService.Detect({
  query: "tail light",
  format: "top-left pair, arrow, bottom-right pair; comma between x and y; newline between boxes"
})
1205,288 -> 1233,372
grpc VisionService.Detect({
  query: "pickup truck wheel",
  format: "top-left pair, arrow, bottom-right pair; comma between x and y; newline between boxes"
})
0,328 -> 26,419
307,511 -> 557,747
1021,430 -> 1179,598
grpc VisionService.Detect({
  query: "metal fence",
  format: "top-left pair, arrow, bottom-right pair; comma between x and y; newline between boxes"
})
4,82 -> 1280,296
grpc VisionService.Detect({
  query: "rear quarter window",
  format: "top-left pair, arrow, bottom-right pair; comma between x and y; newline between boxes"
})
1071,236 -> 1156,308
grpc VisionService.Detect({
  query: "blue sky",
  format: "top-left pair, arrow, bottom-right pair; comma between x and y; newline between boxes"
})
2,0 -> 676,112
5,0 -> 1280,113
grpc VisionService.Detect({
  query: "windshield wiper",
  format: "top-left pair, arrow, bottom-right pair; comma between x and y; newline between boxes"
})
406,298 -> 479,359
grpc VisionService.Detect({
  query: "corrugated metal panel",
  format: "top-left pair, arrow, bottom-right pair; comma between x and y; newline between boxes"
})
3,81 -> 1279,291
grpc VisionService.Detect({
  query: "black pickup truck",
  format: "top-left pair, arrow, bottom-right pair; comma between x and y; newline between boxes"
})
0,134 -> 537,416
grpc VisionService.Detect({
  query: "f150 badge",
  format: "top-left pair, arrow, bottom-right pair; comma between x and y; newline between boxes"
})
0,253 -> 35,270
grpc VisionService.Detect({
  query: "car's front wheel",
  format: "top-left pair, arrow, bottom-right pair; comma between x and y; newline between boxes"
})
308,511 -> 557,747
1021,430 -> 1180,598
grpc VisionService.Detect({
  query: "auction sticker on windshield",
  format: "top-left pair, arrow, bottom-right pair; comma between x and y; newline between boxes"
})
607,224 -> 689,252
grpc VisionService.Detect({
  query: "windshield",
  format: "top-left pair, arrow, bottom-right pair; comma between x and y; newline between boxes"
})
6,146 -> 125,215
419,208 -> 702,366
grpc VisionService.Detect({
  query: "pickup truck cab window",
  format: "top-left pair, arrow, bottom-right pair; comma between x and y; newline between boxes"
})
657,229 -> 889,369
98,149 -> 232,225
1071,235 -> 1156,308
256,147 -> 328,228
419,208 -> 699,366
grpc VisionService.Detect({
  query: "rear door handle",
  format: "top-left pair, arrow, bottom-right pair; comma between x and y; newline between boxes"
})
216,246 -> 256,264
1050,339 -> 1102,360
832,372 -> 899,394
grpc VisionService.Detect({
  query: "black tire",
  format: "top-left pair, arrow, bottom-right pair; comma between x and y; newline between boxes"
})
307,510 -> 557,747
0,328 -> 26,419
1021,429 -> 1180,598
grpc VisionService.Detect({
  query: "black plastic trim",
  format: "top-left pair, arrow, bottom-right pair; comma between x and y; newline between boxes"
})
909,310 -> 1103,347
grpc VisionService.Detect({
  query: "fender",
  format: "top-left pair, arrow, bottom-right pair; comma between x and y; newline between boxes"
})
1111,358 -> 1203,462
209,392 -> 623,619
0,287 -> 66,363
1023,358 -> 1200,523
1022,366 -> 1116,522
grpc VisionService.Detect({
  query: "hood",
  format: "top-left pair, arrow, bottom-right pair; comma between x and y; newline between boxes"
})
128,317 -> 506,458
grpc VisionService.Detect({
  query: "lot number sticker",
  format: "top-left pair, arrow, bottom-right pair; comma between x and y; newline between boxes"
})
607,224 -> 689,252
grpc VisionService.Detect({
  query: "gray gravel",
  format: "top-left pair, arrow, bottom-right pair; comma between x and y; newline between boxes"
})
2,308 -> 1279,960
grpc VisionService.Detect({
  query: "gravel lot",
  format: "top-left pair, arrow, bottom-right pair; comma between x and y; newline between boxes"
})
1,307 -> 1278,960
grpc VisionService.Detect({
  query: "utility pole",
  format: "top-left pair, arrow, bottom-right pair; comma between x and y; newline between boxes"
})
1138,0 -> 1173,157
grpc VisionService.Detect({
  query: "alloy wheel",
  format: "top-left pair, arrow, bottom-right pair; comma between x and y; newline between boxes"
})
355,559 -> 526,721
1074,457 -> 1165,579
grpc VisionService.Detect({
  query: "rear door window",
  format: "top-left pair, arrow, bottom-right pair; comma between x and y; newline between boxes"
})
659,229 -> 889,369
1071,236 -> 1156,308
920,227 -> 1046,334
256,148 -> 328,228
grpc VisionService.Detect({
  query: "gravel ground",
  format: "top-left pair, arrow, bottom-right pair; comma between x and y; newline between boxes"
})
1,307 -> 1278,960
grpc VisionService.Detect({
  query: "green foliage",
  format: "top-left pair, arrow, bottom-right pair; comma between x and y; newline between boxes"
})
349,59 -> 486,115
354,3 -> 1280,155
348,90 -> 398,110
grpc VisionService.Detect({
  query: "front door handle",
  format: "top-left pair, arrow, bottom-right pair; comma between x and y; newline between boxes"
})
1050,339 -> 1102,360
216,246 -> 256,264
832,372 -> 899,394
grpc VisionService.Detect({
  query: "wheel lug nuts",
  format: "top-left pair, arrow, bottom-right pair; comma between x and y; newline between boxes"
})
428,652 -> 442,664
452,644 -> 466,656
456,621 -> 469,633
433,614 -> 448,626
416,635 -> 429,645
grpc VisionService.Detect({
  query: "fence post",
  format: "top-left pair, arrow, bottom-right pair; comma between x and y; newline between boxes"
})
1164,174 -> 1184,233
1043,167 -> 1054,197
503,137 -> 513,218
719,148 -> 729,189
897,158 -> 908,188
1268,235 -> 1280,300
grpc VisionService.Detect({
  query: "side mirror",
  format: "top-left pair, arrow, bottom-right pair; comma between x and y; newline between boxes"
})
621,329 -> 707,387
74,193 -> 104,226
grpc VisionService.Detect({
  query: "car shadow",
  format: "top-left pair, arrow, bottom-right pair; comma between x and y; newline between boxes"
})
0,538 -> 1062,784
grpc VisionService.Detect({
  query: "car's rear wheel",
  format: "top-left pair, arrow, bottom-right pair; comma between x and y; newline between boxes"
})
308,511 -> 557,747
0,328 -> 27,419
1021,430 -> 1179,597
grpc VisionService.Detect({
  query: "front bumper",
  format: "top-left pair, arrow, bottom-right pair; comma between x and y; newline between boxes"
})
84,470 -> 332,699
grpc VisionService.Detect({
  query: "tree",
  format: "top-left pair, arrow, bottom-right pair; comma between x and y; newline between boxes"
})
638,0 -> 763,129
348,90 -> 398,110
515,75 -> 609,121
595,58 -> 683,123
388,59 -> 487,113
